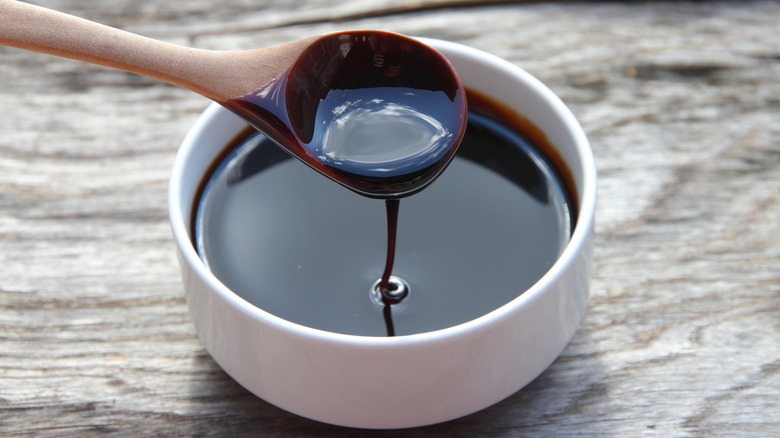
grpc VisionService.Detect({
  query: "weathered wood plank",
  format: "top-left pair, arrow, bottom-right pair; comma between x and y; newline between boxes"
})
1,1 -> 778,436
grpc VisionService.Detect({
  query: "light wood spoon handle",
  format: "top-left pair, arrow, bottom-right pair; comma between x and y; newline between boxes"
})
0,0 -> 315,101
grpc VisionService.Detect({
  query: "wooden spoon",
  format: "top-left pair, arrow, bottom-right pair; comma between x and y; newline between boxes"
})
0,0 -> 466,198
0,0 -> 315,101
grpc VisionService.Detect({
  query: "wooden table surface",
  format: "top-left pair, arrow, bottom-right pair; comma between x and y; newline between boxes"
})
2,1 -> 778,436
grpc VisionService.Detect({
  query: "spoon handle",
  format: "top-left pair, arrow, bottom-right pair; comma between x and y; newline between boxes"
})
0,0 -> 283,101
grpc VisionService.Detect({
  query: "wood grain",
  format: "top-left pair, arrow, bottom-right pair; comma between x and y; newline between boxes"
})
1,1 -> 779,436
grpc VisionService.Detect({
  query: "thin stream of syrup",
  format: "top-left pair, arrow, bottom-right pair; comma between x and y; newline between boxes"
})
380,199 -> 400,336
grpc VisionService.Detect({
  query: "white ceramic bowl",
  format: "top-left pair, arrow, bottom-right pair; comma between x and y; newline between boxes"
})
168,38 -> 596,429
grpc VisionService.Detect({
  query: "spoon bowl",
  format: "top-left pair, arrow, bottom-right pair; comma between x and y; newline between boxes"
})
225,31 -> 467,197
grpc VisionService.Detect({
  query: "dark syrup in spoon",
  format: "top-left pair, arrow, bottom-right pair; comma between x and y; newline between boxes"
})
222,31 -> 466,199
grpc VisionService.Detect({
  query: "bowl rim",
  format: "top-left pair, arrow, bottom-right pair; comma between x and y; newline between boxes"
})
168,37 -> 597,347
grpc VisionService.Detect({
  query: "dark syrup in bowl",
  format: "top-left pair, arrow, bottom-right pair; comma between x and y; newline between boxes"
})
194,91 -> 575,337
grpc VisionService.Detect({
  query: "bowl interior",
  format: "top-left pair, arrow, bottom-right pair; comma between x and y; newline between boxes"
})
169,38 -> 596,340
